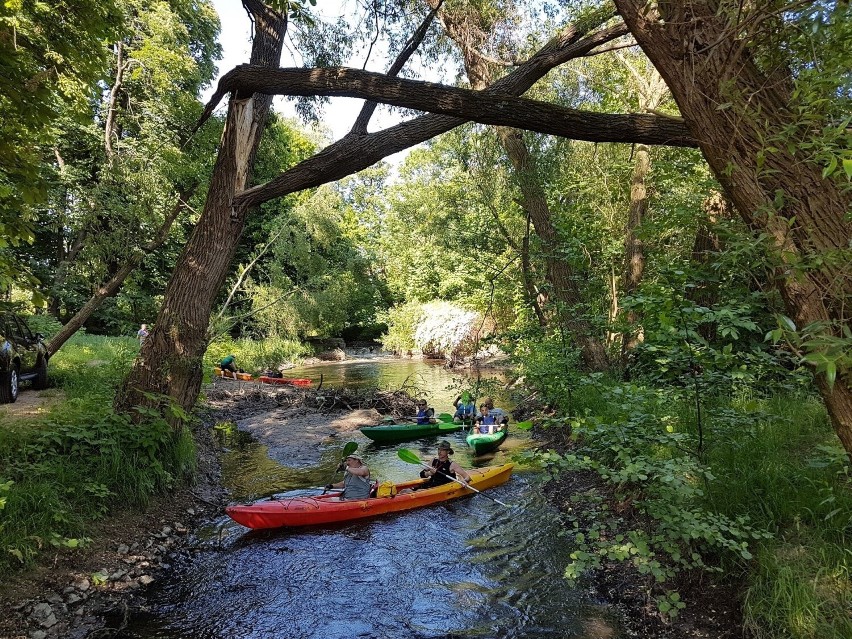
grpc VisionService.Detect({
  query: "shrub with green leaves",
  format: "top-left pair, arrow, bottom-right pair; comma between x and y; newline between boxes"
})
0,333 -> 196,572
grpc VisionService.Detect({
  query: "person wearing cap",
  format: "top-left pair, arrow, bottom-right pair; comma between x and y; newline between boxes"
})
325,454 -> 371,500
414,398 -> 436,424
452,392 -> 476,424
419,441 -> 471,488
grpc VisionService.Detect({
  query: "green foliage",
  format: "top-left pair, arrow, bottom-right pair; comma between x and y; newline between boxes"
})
767,316 -> 852,391
25,0 -> 221,330
0,334 -> 196,572
535,383 -> 772,615
0,0 -> 124,292
380,300 -> 424,355
522,362 -> 851,634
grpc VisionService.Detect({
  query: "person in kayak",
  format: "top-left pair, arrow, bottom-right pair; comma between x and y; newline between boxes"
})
325,454 -> 371,500
418,441 -> 471,488
477,397 -> 509,426
452,392 -> 476,423
473,404 -> 497,434
414,399 -> 436,424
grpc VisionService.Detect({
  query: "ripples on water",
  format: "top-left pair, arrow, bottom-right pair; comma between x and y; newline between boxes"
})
120,360 -> 621,638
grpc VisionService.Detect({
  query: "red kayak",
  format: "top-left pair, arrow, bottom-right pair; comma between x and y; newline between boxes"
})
226,463 -> 514,529
258,376 -> 312,387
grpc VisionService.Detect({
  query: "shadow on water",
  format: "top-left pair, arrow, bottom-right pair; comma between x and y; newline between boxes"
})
119,360 -> 623,639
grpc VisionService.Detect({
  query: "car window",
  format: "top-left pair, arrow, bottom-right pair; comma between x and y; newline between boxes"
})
0,316 -> 10,340
14,316 -> 33,341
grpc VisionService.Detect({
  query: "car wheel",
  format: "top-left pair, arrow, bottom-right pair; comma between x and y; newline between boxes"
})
0,366 -> 18,404
33,358 -> 48,390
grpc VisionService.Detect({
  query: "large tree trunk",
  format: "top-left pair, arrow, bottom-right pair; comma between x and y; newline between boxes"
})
116,0 -> 285,416
498,128 -> 610,370
613,0 -> 852,453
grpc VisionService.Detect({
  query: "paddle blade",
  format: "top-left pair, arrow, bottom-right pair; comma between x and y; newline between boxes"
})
397,449 -> 423,465
342,441 -> 359,456
514,421 -> 533,431
462,391 -> 470,403
437,413 -> 454,423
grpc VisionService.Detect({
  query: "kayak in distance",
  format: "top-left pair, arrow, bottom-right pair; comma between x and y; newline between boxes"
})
226,464 -> 514,529
359,421 -> 462,443
466,426 -> 508,455
257,376 -> 312,387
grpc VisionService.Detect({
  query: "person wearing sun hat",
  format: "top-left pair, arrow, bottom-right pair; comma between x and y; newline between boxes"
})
325,453 -> 371,500
419,440 -> 471,488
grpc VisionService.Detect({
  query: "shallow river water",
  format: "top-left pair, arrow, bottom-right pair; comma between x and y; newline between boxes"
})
119,359 -> 623,639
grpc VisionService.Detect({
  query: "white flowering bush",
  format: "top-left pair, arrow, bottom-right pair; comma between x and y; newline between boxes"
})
414,301 -> 481,360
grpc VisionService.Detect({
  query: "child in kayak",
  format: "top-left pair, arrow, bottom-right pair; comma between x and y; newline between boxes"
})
473,404 -> 497,434
477,397 -> 509,426
325,454 -> 371,500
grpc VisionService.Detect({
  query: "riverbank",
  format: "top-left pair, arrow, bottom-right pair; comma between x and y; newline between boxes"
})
3,382 -> 738,638
0,394 -> 229,639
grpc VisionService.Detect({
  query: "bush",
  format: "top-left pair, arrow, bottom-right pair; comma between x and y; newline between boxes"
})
0,334 -> 196,573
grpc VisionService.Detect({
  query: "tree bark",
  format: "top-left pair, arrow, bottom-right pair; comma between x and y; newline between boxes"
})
613,0 -> 852,453
116,0 -> 286,416
206,65 -> 695,150
620,64 -> 667,360
224,21 -> 634,211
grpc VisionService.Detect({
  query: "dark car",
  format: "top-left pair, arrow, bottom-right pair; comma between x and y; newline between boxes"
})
0,313 -> 49,403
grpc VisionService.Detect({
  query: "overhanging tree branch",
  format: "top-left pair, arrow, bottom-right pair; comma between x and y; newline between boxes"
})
226,21 -> 644,211
212,65 -> 695,148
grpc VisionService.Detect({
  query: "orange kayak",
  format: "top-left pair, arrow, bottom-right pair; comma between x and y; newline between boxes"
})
226,463 -> 514,529
258,376 -> 312,387
214,367 -> 252,381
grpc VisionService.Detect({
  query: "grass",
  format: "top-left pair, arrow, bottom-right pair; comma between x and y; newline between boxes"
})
0,333 -> 197,573
702,395 -> 852,639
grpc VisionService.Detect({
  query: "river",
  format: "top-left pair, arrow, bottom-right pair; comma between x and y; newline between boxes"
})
119,358 -> 623,638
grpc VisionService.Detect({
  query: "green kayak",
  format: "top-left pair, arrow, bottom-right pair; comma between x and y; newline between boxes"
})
466,427 -> 508,455
360,422 -> 462,443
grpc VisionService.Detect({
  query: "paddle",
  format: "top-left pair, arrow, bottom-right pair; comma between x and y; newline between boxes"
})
322,441 -> 358,494
397,448 -> 512,508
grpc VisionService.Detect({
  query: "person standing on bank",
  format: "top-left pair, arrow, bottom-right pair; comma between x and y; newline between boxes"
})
325,454 -> 371,500
419,441 -> 471,488
137,323 -> 149,345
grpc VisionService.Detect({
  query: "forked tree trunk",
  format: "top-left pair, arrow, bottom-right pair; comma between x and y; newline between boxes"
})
613,0 -> 852,454
115,0 -> 286,416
